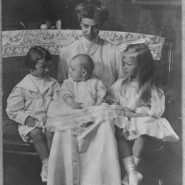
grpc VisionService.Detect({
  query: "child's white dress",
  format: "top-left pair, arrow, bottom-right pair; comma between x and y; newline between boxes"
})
6,74 -> 60,142
111,78 -> 179,142
47,78 -> 124,185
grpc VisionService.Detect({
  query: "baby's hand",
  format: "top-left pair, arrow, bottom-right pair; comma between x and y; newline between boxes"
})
25,116 -> 38,127
96,99 -> 103,106
71,102 -> 82,109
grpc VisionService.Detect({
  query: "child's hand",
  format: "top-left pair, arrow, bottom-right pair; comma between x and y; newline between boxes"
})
124,110 -> 137,117
71,102 -> 82,109
96,99 -> 103,106
25,116 -> 38,127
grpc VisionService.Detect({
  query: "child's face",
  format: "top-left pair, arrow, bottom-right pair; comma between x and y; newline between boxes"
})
69,59 -> 83,82
31,59 -> 51,77
123,54 -> 137,77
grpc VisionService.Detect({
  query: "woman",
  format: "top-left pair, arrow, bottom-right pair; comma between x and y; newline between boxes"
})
47,1 -> 139,185
57,0 -> 123,89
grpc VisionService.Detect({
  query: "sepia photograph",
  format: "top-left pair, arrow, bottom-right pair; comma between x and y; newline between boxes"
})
1,0 -> 183,185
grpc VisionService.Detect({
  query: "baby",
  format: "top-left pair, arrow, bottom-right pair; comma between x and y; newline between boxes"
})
61,54 -> 106,109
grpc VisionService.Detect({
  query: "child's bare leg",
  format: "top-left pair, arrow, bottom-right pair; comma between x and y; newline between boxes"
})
116,134 -> 133,158
46,131 -> 54,150
132,136 -> 146,170
29,128 -> 49,182
29,128 -> 49,160
131,136 -> 147,184
133,136 -> 146,158
115,127 -> 141,185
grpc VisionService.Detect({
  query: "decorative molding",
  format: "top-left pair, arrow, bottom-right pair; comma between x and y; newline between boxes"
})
132,0 -> 181,6
2,29 -> 165,60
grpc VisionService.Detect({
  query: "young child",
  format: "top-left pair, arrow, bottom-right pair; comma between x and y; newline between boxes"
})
61,53 -> 106,110
6,46 -> 60,182
109,43 -> 179,185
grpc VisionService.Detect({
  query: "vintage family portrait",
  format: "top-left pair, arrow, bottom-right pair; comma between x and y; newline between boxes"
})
1,0 -> 183,185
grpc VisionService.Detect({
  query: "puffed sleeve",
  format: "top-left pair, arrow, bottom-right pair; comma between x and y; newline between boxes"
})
6,87 -> 30,125
57,47 -> 69,84
136,88 -> 165,118
96,80 -> 107,102
60,79 -> 75,100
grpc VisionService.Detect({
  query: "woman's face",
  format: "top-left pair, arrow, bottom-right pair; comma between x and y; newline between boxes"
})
80,18 -> 101,41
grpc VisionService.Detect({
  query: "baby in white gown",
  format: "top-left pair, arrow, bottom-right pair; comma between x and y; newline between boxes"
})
61,54 -> 106,110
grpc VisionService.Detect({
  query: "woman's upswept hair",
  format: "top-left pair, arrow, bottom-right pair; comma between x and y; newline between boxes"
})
75,0 -> 109,25
25,46 -> 51,69
124,43 -> 156,102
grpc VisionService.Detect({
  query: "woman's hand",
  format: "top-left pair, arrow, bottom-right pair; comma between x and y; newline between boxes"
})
25,116 -> 38,127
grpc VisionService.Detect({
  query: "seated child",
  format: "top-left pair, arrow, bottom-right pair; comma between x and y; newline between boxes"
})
6,46 -> 60,182
61,53 -> 106,109
108,43 -> 179,185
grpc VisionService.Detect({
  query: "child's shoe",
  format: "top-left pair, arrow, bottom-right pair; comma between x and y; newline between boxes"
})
129,171 -> 143,185
122,172 -> 143,185
122,175 -> 129,185
40,159 -> 48,182
122,156 -> 143,185
121,171 -> 143,185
